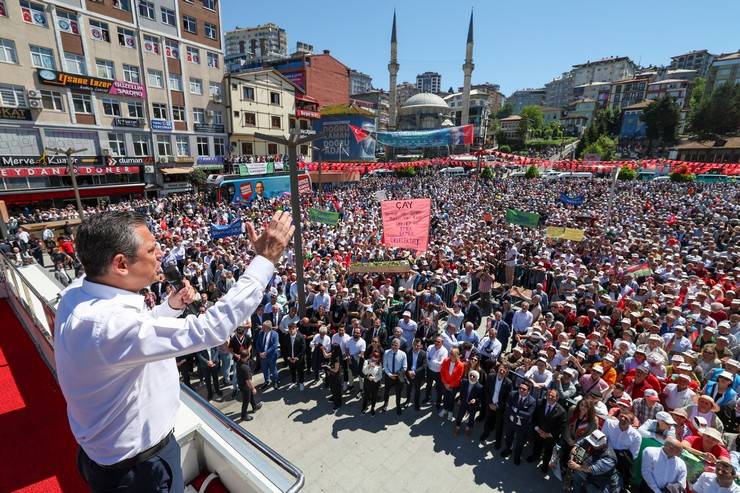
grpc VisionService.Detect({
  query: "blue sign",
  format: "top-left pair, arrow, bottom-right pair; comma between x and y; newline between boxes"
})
314,115 -> 376,161
373,125 -> 474,148
151,119 -> 172,131
620,110 -> 647,139
210,220 -> 242,239
197,156 -> 224,165
559,192 -> 585,206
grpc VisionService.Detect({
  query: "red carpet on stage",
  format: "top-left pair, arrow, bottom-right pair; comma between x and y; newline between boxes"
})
0,300 -> 86,492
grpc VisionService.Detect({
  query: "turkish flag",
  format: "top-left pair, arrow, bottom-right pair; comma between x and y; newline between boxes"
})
348,124 -> 371,143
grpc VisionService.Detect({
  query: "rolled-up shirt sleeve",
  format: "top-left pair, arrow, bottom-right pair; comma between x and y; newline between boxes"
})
98,255 -> 274,367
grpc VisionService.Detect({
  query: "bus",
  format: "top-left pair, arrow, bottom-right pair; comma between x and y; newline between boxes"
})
208,171 -> 312,203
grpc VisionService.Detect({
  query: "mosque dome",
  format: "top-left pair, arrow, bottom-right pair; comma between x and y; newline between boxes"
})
400,93 -> 450,111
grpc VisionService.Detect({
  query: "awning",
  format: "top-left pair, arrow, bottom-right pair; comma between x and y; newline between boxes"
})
296,94 -> 318,103
194,164 -> 224,170
159,167 -> 193,175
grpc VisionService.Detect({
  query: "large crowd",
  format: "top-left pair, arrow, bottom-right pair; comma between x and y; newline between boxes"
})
3,171 -> 740,493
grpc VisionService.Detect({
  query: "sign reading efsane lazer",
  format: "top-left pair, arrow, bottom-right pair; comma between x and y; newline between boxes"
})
381,199 -> 431,252
36,69 -> 146,99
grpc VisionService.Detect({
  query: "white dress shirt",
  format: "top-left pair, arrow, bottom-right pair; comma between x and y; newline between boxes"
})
347,337 -> 366,358
692,472 -> 740,493
426,344 -> 448,372
54,255 -> 274,465
641,447 -> 687,493
477,336 -> 502,361
601,418 -> 642,459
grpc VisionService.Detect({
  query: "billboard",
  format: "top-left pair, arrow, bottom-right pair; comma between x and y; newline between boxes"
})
314,115 -> 376,161
221,174 -> 311,203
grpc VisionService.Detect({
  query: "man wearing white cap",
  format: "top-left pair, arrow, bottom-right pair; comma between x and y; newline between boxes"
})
662,373 -> 697,411
640,438 -> 687,493
601,411 -> 641,492
568,430 -> 621,493
638,411 -> 677,441
398,310 -> 418,345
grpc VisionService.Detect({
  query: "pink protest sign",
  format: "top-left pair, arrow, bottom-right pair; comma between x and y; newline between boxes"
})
381,198 -> 431,252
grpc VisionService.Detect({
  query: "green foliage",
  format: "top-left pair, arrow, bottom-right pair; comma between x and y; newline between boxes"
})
617,167 -> 637,181
524,165 -> 540,179
518,105 -> 545,140
689,82 -> 740,140
496,103 -> 513,119
527,137 -> 577,147
498,144 -> 512,153
669,171 -> 696,182
188,168 -> 208,191
582,135 -> 617,161
395,166 -> 416,177
688,77 -> 706,121
641,96 -> 680,145
480,166 -> 494,179
576,109 -> 622,157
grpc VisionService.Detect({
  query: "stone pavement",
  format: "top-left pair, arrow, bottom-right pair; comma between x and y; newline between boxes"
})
208,370 -> 552,493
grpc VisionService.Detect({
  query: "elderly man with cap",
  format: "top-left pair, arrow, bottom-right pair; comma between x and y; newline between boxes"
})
567,429 -> 621,493
640,437 -> 687,493
662,372 -> 697,411
601,410 -> 641,492
681,426 -> 731,463
692,457 -> 740,493
638,410 -> 677,441
686,395 -> 725,435
398,310 -> 418,346
633,389 -> 665,424
525,356 -> 554,392
580,366 -> 610,400
624,363 -> 662,399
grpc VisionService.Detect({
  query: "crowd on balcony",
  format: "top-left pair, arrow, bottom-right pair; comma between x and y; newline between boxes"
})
1,171 -> 739,492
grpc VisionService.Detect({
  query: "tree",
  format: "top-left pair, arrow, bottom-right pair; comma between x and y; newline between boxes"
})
688,76 -> 706,122
641,96 -> 680,149
518,105 -> 544,141
496,103 -> 513,119
617,167 -> 637,181
188,168 -> 208,192
524,165 -> 540,179
689,82 -> 740,140
498,144 -> 512,153
582,135 -> 617,161
480,166 -> 494,179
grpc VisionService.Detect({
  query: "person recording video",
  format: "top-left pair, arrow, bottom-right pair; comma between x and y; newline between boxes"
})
54,210 -> 294,492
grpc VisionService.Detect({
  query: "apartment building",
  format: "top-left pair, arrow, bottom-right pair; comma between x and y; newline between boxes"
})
0,0 -> 226,205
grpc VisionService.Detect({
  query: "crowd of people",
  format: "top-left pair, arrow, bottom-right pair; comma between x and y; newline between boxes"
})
3,171 -> 740,492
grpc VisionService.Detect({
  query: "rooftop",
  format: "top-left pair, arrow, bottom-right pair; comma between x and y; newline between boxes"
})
648,79 -> 690,85
500,115 -> 522,121
677,136 -> 740,150
714,51 -> 740,62
623,100 -> 653,110
572,56 -> 632,68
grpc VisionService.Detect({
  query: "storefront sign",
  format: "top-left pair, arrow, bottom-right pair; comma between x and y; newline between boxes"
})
113,117 -> 142,128
296,109 -> 320,119
0,107 -> 33,120
36,69 -> 146,99
196,156 -> 224,165
151,119 -> 172,131
194,123 -> 224,133
0,155 -> 152,167
0,166 -> 140,177
106,156 -> 153,166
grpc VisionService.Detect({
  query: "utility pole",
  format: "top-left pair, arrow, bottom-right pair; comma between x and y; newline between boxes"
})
311,145 -> 324,205
255,130 -> 326,316
475,106 -> 490,192
46,147 -> 87,219
604,166 -> 621,233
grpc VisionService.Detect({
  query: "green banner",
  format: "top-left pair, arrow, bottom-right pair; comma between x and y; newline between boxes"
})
309,208 -> 340,225
505,208 -> 540,228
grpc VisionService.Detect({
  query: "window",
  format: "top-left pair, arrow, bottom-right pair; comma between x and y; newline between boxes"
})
207,52 -> 218,68
113,0 -> 131,12
147,69 -> 163,88
267,143 -> 278,155
204,23 -> 216,40
175,135 -> 189,156
0,0 -> 6,17
143,34 -> 160,54
108,133 -> 126,156
172,105 -> 184,121
192,108 -> 205,124
300,145 -> 308,155
41,90 -> 63,111
164,39 -> 179,59
138,0 -> 154,19
270,92 -> 280,105
183,15 -> 196,33
196,137 -> 209,155
102,98 -> 121,116
128,101 -> 143,118
96,59 -> 115,79
242,86 -> 254,100
20,1 -> 47,27
133,135 -> 149,156
56,10 -> 79,35
213,137 -> 225,156
156,135 -> 171,156
64,51 -> 86,75
160,7 -> 175,26
211,111 -> 222,124
202,0 -> 215,10
89,20 -> 110,43
72,93 -> 92,113
0,84 -> 25,107
30,45 -> 54,68
0,39 -> 18,64
168,74 -> 182,91
117,27 -> 136,48
122,64 -> 140,84
271,116 -> 281,129
189,78 -> 202,95
209,82 -> 222,99
240,142 -> 253,155
242,112 -> 255,126
186,46 -> 200,64
152,103 -> 167,119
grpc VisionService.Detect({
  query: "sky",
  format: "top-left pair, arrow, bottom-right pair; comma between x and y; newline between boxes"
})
221,0 -> 740,96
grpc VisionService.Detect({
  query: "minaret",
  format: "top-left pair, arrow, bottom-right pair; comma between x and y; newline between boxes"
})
460,10 -> 475,126
388,11 -> 399,129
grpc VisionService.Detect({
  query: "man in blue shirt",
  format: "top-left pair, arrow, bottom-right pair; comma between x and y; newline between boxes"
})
382,338 -> 408,415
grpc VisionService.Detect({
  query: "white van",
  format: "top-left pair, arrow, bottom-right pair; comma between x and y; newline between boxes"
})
438,166 -> 466,176
546,172 -> 594,180
367,168 -> 394,176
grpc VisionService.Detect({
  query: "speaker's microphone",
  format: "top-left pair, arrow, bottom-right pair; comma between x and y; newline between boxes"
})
164,264 -> 184,291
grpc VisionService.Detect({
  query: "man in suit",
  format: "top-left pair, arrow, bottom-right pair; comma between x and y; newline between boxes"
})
527,388 -> 567,473
195,346 -> 222,401
382,338 -> 408,415
417,316 -> 439,347
462,296 -> 482,331
491,311 -> 511,355
480,363 -> 512,446
150,275 -> 167,304
364,318 -> 388,349
254,321 -> 280,389
501,379 -> 537,465
454,370 -> 484,436
405,338 -> 428,410
284,323 -> 306,390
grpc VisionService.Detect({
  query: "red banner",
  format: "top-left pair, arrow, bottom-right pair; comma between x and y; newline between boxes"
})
0,166 -> 140,178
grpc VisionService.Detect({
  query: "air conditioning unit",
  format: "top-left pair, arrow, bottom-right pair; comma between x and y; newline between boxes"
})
27,90 -> 42,100
158,156 -> 168,164
211,94 -> 223,103
101,148 -> 111,156
29,99 -> 43,109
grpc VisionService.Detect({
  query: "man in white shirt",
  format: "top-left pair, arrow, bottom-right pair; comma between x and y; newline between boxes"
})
601,413 -> 642,492
511,302 -> 533,342
346,327 -> 366,390
382,338 -> 408,415
477,327 -> 502,371
426,336 -> 448,408
692,457 -> 740,493
398,311 -> 418,344
55,210 -> 293,492
641,438 -> 687,493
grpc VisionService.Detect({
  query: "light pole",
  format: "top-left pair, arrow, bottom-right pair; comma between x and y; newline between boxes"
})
46,147 -> 87,219
604,166 -> 621,233
255,130 -> 326,317
311,144 -> 324,204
